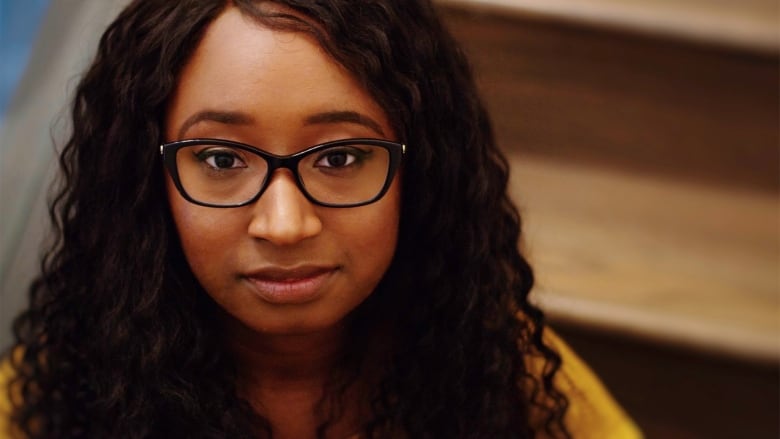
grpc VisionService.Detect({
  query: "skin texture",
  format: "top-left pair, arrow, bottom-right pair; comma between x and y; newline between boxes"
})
164,7 -> 400,437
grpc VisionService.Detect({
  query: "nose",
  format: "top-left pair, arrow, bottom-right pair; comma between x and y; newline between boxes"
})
247,169 -> 323,245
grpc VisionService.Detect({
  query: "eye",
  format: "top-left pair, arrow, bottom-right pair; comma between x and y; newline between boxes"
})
313,147 -> 364,168
196,148 -> 247,170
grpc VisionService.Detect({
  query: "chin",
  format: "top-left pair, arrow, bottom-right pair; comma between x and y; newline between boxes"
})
243,310 -> 349,336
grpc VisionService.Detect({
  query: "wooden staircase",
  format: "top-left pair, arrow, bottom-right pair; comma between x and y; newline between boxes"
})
436,2 -> 779,437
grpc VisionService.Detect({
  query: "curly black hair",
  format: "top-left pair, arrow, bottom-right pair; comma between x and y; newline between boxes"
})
6,0 -> 570,437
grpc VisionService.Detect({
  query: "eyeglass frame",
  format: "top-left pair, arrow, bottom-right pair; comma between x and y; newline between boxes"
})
160,137 -> 406,208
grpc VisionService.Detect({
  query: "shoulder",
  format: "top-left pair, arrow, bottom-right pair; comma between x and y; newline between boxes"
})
0,357 -> 13,438
529,328 -> 644,439
0,352 -> 24,439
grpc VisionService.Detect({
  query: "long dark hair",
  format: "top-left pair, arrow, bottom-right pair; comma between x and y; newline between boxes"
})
7,0 -> 569,437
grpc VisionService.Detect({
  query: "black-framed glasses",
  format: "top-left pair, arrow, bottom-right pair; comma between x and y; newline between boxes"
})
160,138 -> 405,208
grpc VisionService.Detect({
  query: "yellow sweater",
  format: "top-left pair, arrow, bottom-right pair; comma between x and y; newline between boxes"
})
533,330 -> 643,439
0,331 -> 642,438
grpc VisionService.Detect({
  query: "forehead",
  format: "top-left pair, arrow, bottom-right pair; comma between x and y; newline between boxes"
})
165,6 -> 392,143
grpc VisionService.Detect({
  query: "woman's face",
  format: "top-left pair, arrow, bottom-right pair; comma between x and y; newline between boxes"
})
165,7 -> 400,336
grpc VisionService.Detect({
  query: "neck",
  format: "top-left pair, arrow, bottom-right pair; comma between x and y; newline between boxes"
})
219,314 -> 384,439
223,317 -> 361,439
225,319 -> 348,389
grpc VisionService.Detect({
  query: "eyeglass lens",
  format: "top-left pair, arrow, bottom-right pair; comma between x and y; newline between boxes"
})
174,142 -> 391,206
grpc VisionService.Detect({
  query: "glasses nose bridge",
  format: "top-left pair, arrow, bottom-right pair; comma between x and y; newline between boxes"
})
261,153 -> 307,195
264,151 -> 304,171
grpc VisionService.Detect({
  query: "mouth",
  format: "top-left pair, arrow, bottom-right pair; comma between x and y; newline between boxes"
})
243,265 -> 338,304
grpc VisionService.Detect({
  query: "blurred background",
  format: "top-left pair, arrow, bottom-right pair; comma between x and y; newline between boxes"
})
1,0 -> 778,437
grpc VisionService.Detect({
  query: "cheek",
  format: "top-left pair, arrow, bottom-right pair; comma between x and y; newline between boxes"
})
351,211 -> 398,257
166,177 -> 241,287
339,180 -> 401,280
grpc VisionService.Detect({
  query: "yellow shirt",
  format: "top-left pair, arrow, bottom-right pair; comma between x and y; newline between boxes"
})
534,330 -> 643,439
0,357 -> 19,439
0,331 -> 641,438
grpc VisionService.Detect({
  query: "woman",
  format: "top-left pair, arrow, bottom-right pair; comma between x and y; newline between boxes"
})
1,0 -> 641,438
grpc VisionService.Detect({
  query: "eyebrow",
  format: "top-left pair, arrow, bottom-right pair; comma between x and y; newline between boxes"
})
178,110 -> 255,139
176,109 -> 386,139
304,110 -> 386,137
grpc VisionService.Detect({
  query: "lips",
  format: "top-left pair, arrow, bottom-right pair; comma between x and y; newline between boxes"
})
244,265 -> 337,304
